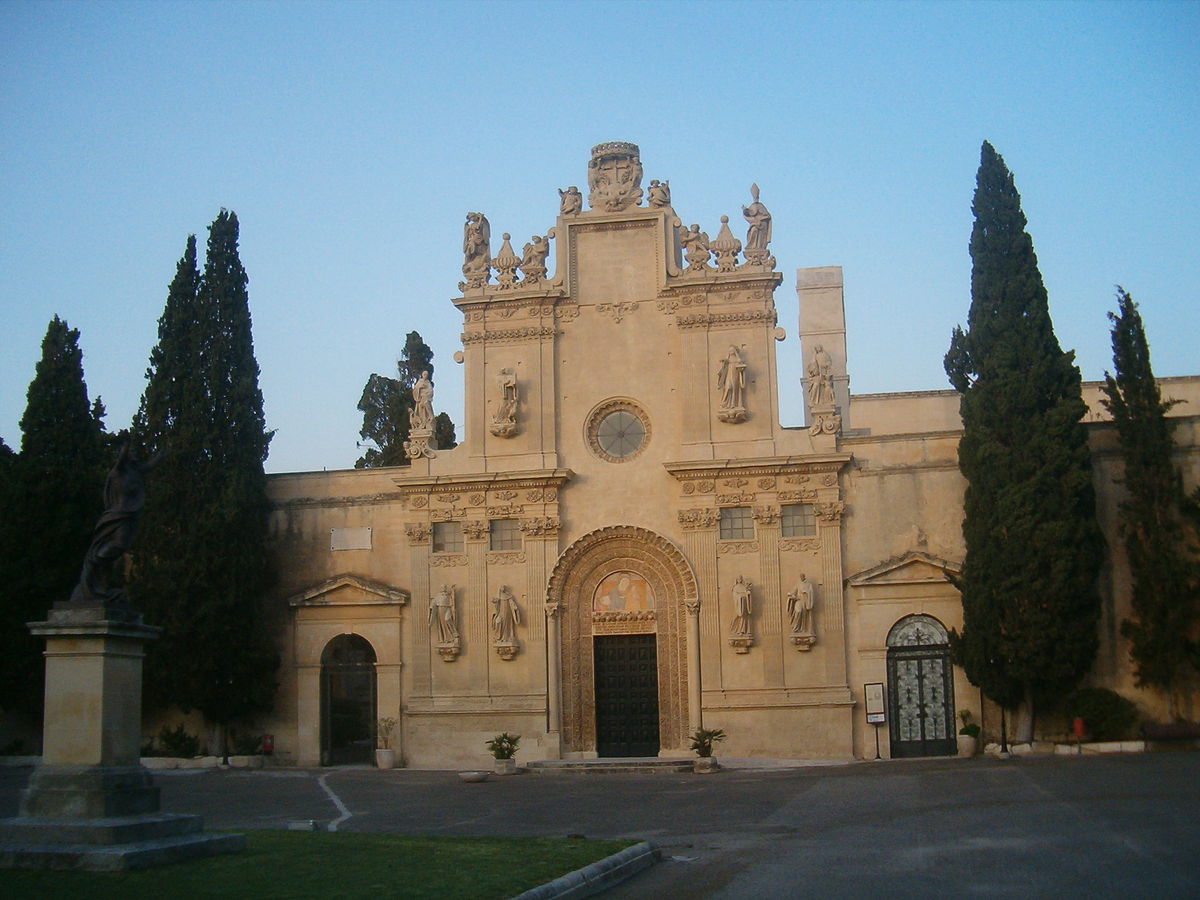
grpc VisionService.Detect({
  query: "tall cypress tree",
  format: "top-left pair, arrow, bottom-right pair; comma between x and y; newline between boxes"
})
356,330 -> 454,467
0,317 -> 105,719
945,142 -> 1104,737
1101,288 -> 1200,719
131,212 -> 278,749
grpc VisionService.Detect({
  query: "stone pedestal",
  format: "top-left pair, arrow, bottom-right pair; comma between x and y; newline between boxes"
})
0,605 -> 245,871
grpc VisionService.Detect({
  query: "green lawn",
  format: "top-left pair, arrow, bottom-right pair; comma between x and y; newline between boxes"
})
4,831 -> 638,899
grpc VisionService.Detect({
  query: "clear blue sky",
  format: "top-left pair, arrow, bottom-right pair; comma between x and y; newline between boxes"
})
2,0 -> 1197,473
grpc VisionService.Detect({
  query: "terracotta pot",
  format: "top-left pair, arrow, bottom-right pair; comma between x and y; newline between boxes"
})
375,748 -> 396,769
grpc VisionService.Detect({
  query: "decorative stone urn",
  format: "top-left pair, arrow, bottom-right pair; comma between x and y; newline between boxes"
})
375,748 -> 397,769
957,735 -> 978,758
493,757 -> 518,776
693,757 -> 720,774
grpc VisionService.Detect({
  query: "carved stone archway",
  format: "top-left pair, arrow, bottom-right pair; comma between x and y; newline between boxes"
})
547,526 -> 698,755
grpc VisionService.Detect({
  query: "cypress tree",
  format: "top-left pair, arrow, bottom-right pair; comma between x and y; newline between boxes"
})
945,142 -> 1105,736
131,212 -> 278,749
0,317 -> 105,719
356,330 -> 455,467
1101,288 -> 1200,719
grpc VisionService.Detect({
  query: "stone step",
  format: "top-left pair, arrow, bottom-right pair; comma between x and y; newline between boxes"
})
526,758 -> 693,775
0,830 -> 245,871
0,812 -> 204,846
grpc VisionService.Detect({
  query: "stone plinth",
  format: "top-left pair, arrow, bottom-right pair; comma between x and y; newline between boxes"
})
0,606 -> 245,870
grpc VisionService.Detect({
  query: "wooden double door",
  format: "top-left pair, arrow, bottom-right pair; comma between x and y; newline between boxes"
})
594,634 -> 660,757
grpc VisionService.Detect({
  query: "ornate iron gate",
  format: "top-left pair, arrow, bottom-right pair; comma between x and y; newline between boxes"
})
594,634 -> 660,757
886,615 -> 956,758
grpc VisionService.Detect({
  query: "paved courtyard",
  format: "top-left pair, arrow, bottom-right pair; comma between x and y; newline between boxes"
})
2,752 -> 1197,897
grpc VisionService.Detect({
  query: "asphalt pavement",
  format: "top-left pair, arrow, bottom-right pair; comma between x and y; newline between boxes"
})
2,752 -> 1197,897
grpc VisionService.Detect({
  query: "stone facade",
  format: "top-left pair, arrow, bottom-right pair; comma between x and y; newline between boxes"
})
260,143 -> 1200,769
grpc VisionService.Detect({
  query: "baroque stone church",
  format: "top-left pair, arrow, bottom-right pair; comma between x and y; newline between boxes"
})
262,142 -> 1200,768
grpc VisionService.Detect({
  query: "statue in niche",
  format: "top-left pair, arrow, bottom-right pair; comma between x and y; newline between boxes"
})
491,585 -> 521,658
587,141 -> 643,211
678,223 -> 711,271
490,367 -> 519,437
742,183 -> 773,259
519,234 -> 550,285
429,583 -> 460,644
461,211 -> 491,287
411,370 -> 435,431
716,345 -> 748,423
558,185 -> 583,216
69,440 -> 164,609
806,344 -> 834,408
730,575 -> 753,636
787,574 -> 817,650
647,179 -> 671,208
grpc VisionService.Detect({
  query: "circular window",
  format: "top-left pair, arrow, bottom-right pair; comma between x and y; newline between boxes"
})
586,399 -> 651,463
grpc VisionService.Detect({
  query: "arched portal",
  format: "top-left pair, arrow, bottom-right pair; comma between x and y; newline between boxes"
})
320,634 -> 377,765
547,526 -> 698,757
886,614 -> 956,758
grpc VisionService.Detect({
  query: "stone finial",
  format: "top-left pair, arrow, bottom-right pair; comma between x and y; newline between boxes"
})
710,215 -> 742,272
587,141 -> 643,212
493,233 -> 520,290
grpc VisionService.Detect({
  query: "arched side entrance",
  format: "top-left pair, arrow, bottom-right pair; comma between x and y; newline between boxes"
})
886,614 -> 956,758
547,526 -> 698,757
320,634 -> 377,765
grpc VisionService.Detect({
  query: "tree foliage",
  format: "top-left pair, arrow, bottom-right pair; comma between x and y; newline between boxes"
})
131,212 -> 278,740
1100,288 -> 1200,717
356,330 -> 455,467
944,142 -> 1105,718
0,317 -> 106,717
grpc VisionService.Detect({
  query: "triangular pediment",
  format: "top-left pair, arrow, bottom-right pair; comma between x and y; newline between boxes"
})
847,552 -> 961,587
287,574 -> 409,608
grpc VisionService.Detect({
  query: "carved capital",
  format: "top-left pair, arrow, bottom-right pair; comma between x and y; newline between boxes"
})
544,602 -> 562,620
817,501 -> 845,524
677,508 -> 719,531
463,519 -> 489,541
753,505 -> 780,525
684,597 -> 701,617
520,516 -> 560,537
405,523 -> 431,545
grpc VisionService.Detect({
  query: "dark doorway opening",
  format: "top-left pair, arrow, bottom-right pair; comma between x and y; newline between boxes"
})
320,634 -> 377,765
594,633 -> 660,757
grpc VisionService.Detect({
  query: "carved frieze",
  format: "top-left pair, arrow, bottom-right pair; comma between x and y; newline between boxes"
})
486,551 -> 527,566
430,554 -> 468,568
717,541 -> 759,554
676,310 -> 777,330
596,301 -> 639,323
405,523 -> 431,545
677,508 -> 719,531
779,538 -> 821,553
461,326 -> 557,345
778,489 -> 818,502
521,516 -> 560,537
717,493 -> 756,504
487,505 -> 524,518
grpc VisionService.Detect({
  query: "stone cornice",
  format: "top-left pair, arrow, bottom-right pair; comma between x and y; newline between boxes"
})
392,468 -> 573,499
664,455 -> 851,483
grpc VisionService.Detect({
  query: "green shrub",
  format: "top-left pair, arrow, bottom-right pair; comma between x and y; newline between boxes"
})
485,732 -> 520,759
689,727 -> 727,758
158,722 -> 202,758
1064,688 -> 1139,741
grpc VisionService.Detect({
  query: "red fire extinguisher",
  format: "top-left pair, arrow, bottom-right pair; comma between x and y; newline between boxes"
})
261,734 -> 275,754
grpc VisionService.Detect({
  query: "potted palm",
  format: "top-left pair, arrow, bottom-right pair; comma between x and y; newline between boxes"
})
486,732 -> 520,775
690,727 -> 727,773
376,717 -> 398,769
957,710 -> 980,757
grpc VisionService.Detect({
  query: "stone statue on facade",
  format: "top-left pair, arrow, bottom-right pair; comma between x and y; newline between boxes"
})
558,186 -> 583,216
679,224 -> 712,271
411,370 -> 435,430
647,179 -> 671,208
461,211 -> 491,289
729,574 -> 754,653
587,141 -> 643,212
710,215 -> 742,272
492,585 -> 521,660
716,345 -> 748,424
430,583 -> 460,660
806,344 -> 835,408
742,183 -> 773,265
68,440 -> 164,610
519,234 -> 550,285
490,367 -> 519,437
787,573 -> 817,650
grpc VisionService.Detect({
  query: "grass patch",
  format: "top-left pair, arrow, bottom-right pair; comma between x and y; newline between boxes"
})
4,831 -> 638,899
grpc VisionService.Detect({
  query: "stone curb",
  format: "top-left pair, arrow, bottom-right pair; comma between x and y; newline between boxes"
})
512,840 -> 659,900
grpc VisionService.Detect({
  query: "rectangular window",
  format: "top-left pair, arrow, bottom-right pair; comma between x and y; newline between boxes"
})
719,506 -> 754,541
432,521 -> 463,554
780,503 -> 816,538
489,518 -> 522,551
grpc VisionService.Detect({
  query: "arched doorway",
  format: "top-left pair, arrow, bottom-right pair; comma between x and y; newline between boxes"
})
886,614 -> 955,758
547,526 -> 698,757
320,634 -> 377,765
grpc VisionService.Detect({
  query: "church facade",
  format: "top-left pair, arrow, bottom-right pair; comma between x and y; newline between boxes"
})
262,142 -> 1200,768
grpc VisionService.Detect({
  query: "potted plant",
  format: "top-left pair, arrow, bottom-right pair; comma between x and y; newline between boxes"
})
486,732 -> 520,775
376,717 -> 398,769
958,710 -> 981,757
690,727 -> 727,773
